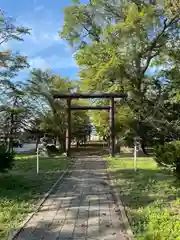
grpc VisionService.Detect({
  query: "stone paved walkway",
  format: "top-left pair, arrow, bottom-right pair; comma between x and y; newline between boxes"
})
14,156 -> 130,240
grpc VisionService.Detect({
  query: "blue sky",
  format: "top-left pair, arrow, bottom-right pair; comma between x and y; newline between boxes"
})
1,0 -> 161,82
1,0 -> 84,81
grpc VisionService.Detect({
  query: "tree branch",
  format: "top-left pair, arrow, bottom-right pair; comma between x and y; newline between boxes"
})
141,50 -> 160,75
140,14 -> 179,76
142,15 -> 179,56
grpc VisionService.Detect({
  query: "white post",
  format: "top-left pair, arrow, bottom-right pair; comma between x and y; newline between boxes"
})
134,139 -> 137,172
37,146 -> 39,174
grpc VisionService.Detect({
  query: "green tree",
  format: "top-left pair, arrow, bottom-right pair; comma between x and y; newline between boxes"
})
26,69 -> 70,151
0,10 -> 30,83
0,10 -> 30,158
26,69 -> 91,151
0,83 -> 34,153
60,0 -> 180,152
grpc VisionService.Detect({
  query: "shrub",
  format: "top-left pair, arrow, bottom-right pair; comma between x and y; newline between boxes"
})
155,141 -> 180,177
0,144 -> 15,172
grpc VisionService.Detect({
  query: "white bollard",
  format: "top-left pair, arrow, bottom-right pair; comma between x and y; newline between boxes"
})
134,140 -> 137,172
37,146 -> 39,174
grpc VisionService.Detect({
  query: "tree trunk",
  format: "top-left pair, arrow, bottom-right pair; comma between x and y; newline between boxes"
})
35,136 -> 40,151
141,140 -> 148,155
7,112 -> 14,154
62,140 -> 66,152
76,140 -> 80,148
4,134 -> 8,148
54,137 -> 57,146
60,137 -> 66,152
57,136 -> 62,150
107,136 -> 110,148
175,160 -> 180,178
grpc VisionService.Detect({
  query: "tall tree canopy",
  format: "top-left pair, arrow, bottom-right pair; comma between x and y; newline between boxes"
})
60,0 -> 180,151
0,10 -> 31,153
26,68 -> 91,151
0,10 -> 30,84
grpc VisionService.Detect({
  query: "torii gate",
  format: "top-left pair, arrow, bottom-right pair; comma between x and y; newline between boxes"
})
53,92 -> 127,157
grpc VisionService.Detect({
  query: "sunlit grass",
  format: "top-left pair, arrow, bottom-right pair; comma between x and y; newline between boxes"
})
106,156 -> 157,169
106,157 -> 180,240
0,154 -> 70,240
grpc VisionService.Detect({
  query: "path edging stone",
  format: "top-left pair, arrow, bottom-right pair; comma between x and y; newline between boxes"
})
106,167 -> 134,239
9,158 -> 75,240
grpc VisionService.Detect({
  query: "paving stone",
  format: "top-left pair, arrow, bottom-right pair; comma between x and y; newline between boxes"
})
15,156 -> 129,240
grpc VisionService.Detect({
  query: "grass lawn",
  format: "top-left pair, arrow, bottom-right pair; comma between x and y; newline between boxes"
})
106,156 -> 180,240
0,154 -> 70,240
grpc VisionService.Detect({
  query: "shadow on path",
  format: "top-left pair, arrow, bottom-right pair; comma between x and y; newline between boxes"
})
12,156 -> 130,240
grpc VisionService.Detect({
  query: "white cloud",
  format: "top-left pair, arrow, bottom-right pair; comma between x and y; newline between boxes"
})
51,55 -> 77,69
40,32 -> 60,42
1,9 -> 76,77
29,55 -> 77,70
10,14 -> 63,56
28,29 -> 61,47
0,41 -> 10,50
29,57 -> 49,70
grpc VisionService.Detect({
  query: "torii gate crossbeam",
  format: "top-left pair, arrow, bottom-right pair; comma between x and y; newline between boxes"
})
53,92 -> 127,157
